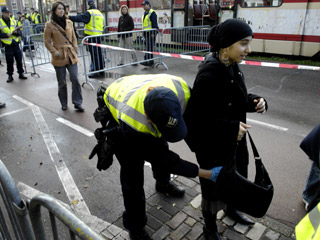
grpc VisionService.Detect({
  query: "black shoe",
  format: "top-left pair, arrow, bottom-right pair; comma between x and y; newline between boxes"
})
203,226 -> 221,240
140,61 -> 153,67
6,75 -> 13,83
74,105 -> 85,112
155,181 -> 185,197
19,74 -> 27,80
88,73 -> 102,78
117,63 -> 124,66
129,229 -> 152,240
61,106 -> 67,111
0,102 -> 6,109
224,208 -> 254,225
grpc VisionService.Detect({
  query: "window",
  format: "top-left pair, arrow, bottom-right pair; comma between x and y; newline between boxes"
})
152,0 -> 171,10
108,0 -> 119,11
240,0 -> 283,7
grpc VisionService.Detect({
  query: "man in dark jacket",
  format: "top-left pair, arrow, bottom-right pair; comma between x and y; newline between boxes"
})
301,124 -> 320,212
117,5 -> 137,66
0,7 -> 27,82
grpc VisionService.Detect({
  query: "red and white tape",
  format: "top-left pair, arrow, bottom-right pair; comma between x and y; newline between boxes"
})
84,41 -> 320,71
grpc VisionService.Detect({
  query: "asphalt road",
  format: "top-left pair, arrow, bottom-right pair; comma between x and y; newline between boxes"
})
0,56 -> 319,231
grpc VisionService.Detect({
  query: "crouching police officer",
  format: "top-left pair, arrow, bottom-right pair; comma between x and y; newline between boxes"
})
0,7 -> 27,83
89,74 -> 222,240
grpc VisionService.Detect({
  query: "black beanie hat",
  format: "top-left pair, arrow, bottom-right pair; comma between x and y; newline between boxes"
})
207,19 -> 253,51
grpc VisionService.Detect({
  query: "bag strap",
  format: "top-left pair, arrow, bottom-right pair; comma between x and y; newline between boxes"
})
51,21 -> 76,49
247,131 -> 261,160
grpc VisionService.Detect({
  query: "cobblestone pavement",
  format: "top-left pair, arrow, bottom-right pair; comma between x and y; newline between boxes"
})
111,176 -> 297,240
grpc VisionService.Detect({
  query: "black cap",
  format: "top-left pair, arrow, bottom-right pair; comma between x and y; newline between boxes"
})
207,19 -> 253,51
144,87 -> 187,143
1,7 -> 9,13
17,11 -> 22,14
141,0 -> 150,5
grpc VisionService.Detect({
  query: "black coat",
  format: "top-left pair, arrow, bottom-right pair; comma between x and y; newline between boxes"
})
117,14 -> 134,38
184,55 -> 266,201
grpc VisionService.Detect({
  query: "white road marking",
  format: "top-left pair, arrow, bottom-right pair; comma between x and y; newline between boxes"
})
56,117 -> 94,137
13,95 -> 34,107
30,105 -> 91,215
247,118 -> 288,131
0,107 -> 29,118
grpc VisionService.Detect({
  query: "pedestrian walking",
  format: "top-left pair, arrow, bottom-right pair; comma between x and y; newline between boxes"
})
69,0 -> 105,78
184,19 -> 268,240
90,74 -> 221,240
0,7 -> 27,83
44,1 -> 84,112
140,0 -> 158,67
300,123 -> 320,212
117,5 -> 137,66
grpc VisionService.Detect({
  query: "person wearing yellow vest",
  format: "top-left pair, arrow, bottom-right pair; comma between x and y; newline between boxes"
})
16,11 -> 22,28
33,9 -> 41,33
23,9 -> 30,21
296,202 -> 320,239
30,8 -> 36,23
69,0 -> 105,78
141,0 -> 158,67
89,74 -> 222,240
0,7 -> 27,82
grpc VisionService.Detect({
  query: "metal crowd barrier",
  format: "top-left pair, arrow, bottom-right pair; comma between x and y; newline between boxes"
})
0,160 -> 107,240
159,25 -> 211,68
29,194 -> 106,240
81,28 -> 161,89
0,160 -> 35,240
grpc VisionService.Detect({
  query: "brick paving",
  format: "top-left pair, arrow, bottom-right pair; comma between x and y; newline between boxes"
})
112,176 -> 296,240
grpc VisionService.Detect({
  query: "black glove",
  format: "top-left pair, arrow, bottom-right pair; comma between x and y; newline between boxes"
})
89,140 -> 114,171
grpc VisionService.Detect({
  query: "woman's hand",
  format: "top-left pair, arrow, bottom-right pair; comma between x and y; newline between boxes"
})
254,98 -> 266,114
238,122 -> 251,141
55,51 -> 60,58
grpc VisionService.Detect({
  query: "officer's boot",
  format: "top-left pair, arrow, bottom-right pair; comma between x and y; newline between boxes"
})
6,75 -> 13,83
202,211 -> 221,240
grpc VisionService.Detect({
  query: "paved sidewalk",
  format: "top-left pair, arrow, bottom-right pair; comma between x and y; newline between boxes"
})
111,176 -> 297,240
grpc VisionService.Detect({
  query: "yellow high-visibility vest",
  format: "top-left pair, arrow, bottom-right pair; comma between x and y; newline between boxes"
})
104,74 -> 190,137
0,18 -> 20,45
296,202 -> 320,240
84,9 -> 104,35
142,9 -> 156,30
31,12 -> 36,22
34,13 -> 40,24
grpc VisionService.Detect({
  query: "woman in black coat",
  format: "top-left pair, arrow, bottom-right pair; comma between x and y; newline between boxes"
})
184,19 -> 268,240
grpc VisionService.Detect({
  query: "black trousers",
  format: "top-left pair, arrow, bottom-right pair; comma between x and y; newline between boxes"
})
5,44 -> 24,76
87,36 -> 104,71
144,33 -> 156,62
113,130 -> 198,232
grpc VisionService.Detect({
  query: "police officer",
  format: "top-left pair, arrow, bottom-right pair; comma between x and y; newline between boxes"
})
16,11 -> 22,27
0,7 -> 27,82
295,202 -> 320,239
90,74 -> 221,240
33,9 -> 41,33
23,8 -> 30,21
69,0 -> 105,78
140,0 -> 158,67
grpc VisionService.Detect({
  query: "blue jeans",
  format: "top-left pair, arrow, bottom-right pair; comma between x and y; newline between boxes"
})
303,162 -> 320,204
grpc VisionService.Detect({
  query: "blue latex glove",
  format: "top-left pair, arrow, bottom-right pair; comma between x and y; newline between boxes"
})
210,166 -> 223,182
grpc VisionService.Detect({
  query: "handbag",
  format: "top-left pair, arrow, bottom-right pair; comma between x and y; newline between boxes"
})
216,131 -> 274,218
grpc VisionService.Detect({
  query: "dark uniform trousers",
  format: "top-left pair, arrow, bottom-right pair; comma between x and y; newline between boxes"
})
112,125 -> 198,232
88,36 -> 104,71
5,44 -> 24,76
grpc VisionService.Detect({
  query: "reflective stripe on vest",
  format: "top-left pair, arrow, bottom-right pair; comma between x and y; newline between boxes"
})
295,203 -> 320,239
0,18 -> 20,44
103,74 -> 190,137
84,9 -> 104,35
142,9 -> 155,30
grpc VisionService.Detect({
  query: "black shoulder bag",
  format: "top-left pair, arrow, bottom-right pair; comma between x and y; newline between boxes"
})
51,21 -> 77,50
216,131 -> 274,218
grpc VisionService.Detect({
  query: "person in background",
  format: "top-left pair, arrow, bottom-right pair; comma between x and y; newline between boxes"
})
68,0 -> 105,78
300,124 -> 320,212
0,7 -> 27,83
23,8 -> 30,21
65,4 -> 79,39
16,12 -> 22,27
90,73 -> 221,240
44,1 -> 84,112
117,5 -> 137,66
184,19 -> 268,240
140,0 -> 158,67
33,9 -> 41,33
21,14 -> 34,53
